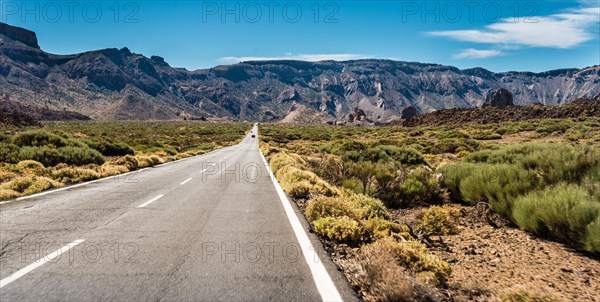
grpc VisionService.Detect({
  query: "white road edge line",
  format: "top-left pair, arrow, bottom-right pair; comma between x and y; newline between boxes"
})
0,239 -> 85,289
259,150 -> 343,302
180,178 -> 193,185
137,195 -> 164,208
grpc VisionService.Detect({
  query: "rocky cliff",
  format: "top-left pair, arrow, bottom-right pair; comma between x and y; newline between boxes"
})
1,22 -> 599,122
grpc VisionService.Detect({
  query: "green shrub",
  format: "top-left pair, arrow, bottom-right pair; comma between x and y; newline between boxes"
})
465,143 -> 598,185
512,184 -> 600,251
584,217 -> 600,253
85,139 -> 135,156
387,167 -> 442,208
12,130 -> 69,147
441,163 -> 541,217
428,138 -> 479,154
435,130 -> 470,139
418,205 -> 461,235
312,216 -> 362,243
15,146 -> 104,167
362,145 -> 425,166
473,132 -> 502,140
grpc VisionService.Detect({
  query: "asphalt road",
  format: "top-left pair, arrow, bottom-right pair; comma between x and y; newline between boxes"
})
0,125 -> 358,301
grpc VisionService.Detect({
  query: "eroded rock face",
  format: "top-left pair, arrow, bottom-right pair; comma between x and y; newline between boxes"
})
1,22 -> 600,121
0,23 -> 39,49
484,89 -> 514,107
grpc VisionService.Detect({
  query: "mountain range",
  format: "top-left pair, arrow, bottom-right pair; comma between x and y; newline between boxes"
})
1,22 -> 599,122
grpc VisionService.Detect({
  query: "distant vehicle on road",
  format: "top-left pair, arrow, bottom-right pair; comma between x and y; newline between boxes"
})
251,134 -> 256,138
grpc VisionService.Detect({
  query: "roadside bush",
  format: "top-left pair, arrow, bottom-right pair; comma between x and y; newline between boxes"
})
269,152 -> 305,174
52,167 -> 100,184
113,155 -> 139,170
305,195 -> 356,222
136,156 -> 155,168
363,237 -> 451,286
99,163 -> 130,177
512,184 -> 600,252
312,216 -> 362,243
0,175 -> 62,195
284,180 -> 313,199
418,205 -> 461,235
0,189 -> 20,200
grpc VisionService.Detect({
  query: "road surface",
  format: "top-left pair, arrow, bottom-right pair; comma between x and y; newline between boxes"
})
0,125 -> 358,301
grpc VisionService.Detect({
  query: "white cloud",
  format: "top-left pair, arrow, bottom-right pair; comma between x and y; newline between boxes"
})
453,49 -> 503,59
219,53 -> 370,63
428,6 -> 600,49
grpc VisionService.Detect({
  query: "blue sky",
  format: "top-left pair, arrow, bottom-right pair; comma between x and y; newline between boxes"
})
1,0 -> 599,72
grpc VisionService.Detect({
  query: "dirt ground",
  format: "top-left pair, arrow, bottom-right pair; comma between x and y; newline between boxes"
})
390,205 -> 600,302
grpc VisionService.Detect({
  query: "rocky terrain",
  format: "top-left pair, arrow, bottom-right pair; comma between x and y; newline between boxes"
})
0,95 -> 90,126
400,94 -> 600,127
1,22 -> 600,122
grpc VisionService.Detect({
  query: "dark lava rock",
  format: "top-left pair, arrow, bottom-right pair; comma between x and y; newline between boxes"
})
401,106 -> 418,119
484,89 -> 514,107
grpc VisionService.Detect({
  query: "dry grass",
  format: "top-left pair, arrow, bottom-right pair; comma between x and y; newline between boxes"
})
500,285 -> 563,302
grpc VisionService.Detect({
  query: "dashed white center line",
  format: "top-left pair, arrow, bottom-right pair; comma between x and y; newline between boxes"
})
0,239 -> 85,289
137,195 -> 164,208
180,178 -> 193,185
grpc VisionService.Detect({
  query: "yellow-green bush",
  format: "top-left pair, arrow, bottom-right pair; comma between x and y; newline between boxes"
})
418,205 -> 461,235
0,175 -> 62,196
362,237 -> 451,286
135,156 -> 155,168
16,160 -> 45,170
0,189 -> 19,200
52,168 -> 100,184
305,195 -> 356,222
312,216 -> 362,243
113,155 -> 139,170
99,163 -> 130,177
282,180 -> 313,199
361,218 -> 407,240
268,152 -> 305,174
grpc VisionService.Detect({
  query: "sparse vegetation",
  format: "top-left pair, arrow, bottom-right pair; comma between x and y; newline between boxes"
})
0,121 -> 248,199
260,117 -> 600,301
